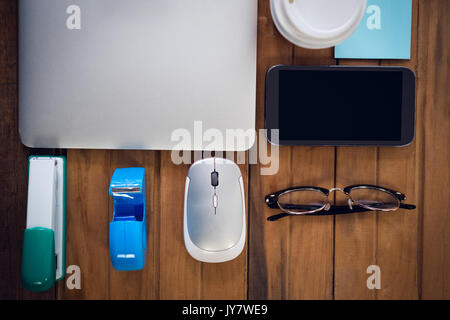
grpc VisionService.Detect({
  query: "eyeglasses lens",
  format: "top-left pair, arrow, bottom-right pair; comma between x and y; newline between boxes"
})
349,187 -> 400,211
278,190 -> 327,214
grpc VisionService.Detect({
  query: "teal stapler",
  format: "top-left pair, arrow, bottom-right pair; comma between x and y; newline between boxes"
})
21,156 -> 66,292
109,168 -> 147,271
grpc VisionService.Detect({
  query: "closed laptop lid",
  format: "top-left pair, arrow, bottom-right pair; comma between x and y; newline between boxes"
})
19,0 -> 257,151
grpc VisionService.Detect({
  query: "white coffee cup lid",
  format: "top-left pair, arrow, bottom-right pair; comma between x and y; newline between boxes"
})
271,0 -> 367,49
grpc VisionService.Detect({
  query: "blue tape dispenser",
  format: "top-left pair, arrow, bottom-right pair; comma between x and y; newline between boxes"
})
109,168 -> 147,271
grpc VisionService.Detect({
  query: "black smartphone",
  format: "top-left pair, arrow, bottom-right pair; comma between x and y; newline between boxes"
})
265,65 -> 416,146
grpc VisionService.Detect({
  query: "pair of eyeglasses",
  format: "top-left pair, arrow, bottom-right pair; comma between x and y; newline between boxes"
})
265,184 -> 416,221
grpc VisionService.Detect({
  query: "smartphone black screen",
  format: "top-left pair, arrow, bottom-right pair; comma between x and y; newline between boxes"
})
278,69 -> 403,141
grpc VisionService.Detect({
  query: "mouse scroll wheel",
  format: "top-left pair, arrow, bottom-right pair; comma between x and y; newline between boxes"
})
211,171 -> 219,187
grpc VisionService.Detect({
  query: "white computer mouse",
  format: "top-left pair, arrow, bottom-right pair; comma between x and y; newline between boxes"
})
183,157 -> 246,263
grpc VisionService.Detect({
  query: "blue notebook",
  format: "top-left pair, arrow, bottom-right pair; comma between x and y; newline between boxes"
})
335,0 -> 413,60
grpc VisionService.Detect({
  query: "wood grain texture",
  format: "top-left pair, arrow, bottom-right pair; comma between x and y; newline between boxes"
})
248,2 -> 294,300
419,0 -> 450,300
62,150 -> 111,299
1,0 -> 450,300
159,151 -> 201,299
335,1 -> 421,300
375,0 -> 420,300
0,0 -> 20,300
334,145 -> 378,300
333,58 -> 380,301
248,1 -> 335,300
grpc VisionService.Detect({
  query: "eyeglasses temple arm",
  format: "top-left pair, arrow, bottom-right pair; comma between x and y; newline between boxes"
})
400,203 -> 416,210
267,204 -> 416,222
267,206 -> 371,221
267,213 -> 291,221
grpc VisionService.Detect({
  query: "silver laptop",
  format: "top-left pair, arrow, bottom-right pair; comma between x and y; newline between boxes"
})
19,0 -> 257,151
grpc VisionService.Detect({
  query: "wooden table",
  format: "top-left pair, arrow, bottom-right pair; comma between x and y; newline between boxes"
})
1,0 -> 448,300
